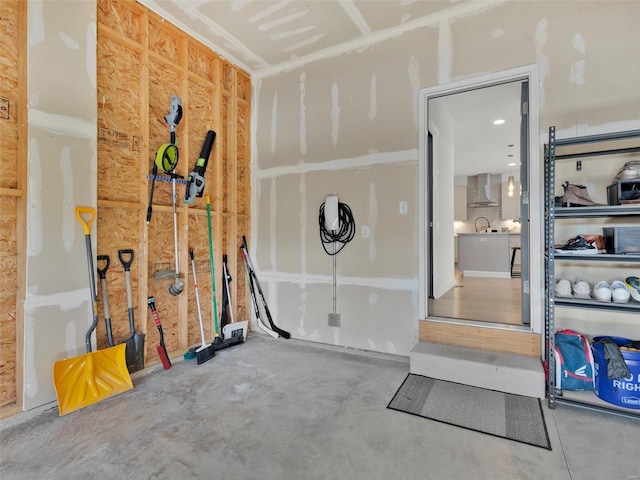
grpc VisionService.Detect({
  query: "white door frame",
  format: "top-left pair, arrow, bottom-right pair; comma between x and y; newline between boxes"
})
418,64 -> 542,334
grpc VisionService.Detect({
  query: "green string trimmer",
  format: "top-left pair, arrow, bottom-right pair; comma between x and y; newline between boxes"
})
149,95 -> 185,296
147,95 -> 182,225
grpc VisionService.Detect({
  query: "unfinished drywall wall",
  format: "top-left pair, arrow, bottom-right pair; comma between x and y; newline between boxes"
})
252,1 -> 640,356
24,0 -> 97,410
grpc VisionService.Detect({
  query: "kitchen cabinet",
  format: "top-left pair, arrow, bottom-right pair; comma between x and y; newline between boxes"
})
454,185 -> 467,221
458,233 -> 511,277
544,126 -> 640,418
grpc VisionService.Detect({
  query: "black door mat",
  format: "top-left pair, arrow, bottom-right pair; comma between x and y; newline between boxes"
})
388,373 -> 551,450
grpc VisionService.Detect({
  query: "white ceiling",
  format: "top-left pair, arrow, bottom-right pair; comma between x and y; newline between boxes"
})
138,0 -> 521,176
138,0 -> 497,77
434,81 -> 523,177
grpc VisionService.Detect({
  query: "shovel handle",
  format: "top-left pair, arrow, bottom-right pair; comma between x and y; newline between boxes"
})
97,255 -> 110,279
75,207 -> 96,235
118,249 -> 135,271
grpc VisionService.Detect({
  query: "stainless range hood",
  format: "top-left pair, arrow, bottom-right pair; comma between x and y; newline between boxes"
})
468,173 -> 499,207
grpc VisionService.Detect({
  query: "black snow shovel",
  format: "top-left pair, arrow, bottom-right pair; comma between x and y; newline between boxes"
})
118,249 -> 145,373
97,255 -> 115,347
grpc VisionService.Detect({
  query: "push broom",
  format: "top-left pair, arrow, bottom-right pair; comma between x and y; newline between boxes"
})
190,249 -> 215,364
206,196 -> 245,350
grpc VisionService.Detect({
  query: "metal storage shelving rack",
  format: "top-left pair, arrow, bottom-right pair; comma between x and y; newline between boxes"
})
544,126 -> 640,418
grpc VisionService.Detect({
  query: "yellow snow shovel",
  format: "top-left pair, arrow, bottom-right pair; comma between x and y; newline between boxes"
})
53,207 -> 133,416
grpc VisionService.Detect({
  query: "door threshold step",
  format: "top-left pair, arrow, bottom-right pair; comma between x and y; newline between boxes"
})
410,341 -> 545,398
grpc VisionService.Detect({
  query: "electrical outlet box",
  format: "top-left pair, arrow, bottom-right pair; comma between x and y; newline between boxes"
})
399,201 -> 408,214
362,225 -> 369,238
328,313 -> 341,327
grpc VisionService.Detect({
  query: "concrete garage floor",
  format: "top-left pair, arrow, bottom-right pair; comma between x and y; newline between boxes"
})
1,334 -> 639,480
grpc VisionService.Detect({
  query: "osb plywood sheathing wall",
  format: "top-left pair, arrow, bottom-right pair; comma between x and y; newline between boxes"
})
96,0 -> 251,365
0,0 -> 27,418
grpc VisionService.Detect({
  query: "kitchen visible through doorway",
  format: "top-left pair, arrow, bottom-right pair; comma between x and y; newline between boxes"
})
425,78 -> 530,326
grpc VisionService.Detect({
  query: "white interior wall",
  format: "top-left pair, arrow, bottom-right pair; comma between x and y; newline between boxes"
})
24,0 -> 97,410
253,1 -> 640,356
427,100 -> 455,300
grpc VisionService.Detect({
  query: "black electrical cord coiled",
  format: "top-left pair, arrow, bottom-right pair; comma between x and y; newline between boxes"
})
318,201 -> 356,255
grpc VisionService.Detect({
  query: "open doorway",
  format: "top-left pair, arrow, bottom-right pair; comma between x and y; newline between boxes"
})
419,67 -> 537,328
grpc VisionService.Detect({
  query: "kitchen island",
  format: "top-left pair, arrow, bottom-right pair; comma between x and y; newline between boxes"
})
458,233 -> 518,278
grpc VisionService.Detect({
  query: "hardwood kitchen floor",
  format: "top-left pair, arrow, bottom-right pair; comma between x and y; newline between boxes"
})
428,267 -> 523,325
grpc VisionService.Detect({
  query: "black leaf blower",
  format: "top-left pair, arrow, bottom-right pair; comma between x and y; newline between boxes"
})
185,130 -> 216,205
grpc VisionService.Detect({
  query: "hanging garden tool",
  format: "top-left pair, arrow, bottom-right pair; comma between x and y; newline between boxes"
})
96,255 -> 115,347
184,130 -> 216,205
53,207 -> 132,416
165,168 -> 185,296
149,95 -> 186,296
147,297 -> 172,370
118,249 -> 145,373
147,95 -> 182,226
